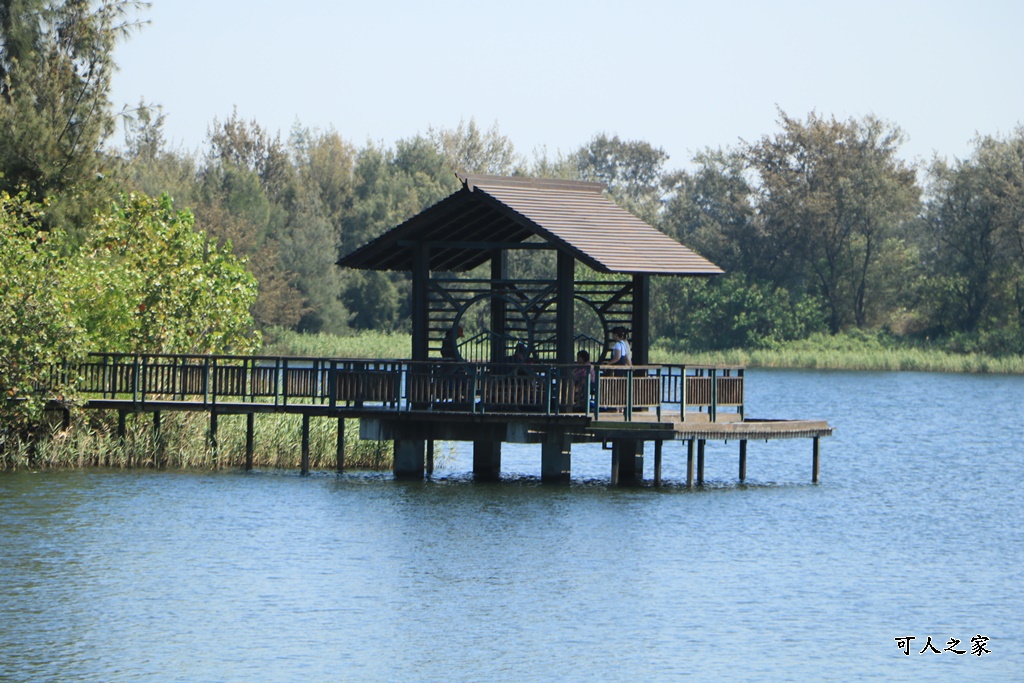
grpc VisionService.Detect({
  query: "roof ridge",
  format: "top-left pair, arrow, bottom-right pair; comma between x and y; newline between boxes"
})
458,173 -> 604,194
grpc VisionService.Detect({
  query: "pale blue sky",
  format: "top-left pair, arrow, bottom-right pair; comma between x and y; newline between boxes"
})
110,0 -> 1024,169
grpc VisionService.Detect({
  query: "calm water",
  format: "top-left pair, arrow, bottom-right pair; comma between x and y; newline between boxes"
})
1,370 -> 1021,682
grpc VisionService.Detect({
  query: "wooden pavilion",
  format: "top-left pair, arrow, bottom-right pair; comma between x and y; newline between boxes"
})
338,173 -> 723,367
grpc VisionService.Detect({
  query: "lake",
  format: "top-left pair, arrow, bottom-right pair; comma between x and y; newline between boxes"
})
1,370 -> 1021,682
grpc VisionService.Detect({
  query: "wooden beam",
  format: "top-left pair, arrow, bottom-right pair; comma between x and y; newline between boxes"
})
631,274 -> 650,366
411,244 -> 430,361
557,251 -> 575,365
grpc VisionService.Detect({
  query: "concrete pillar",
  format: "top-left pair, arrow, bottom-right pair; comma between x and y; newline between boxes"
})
611,439 -> 644,485
653,440 -> 663,487
541,434 -> 571,483
300,414 -> 311,476
336,417 -> 345,473
686,439 -> 695,489
473,440 -> 502,481
697,439 -> 706,485
245,413 -> 255,471
393,440 -> 425,480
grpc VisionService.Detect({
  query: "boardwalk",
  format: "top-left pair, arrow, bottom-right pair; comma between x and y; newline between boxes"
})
48,352 -> 832,485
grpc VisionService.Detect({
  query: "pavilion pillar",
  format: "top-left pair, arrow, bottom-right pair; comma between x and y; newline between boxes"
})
491,250 -> 508,364
557,251 -> 575,365
631,273 -> 650,366
411,244 -> 430,362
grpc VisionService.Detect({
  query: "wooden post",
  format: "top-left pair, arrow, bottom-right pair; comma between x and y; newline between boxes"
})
653,440 -> 663,487
491,250 -> 508,364
117,409 -> 127,441
300,414 -> 311,475
245,413 -> 255,471
556,251 -> 575,365
336,417 -> 346,473
209,411 -> 219,467
610,442 -> 620,486
812,436 -> 820,484
426,439 -> 435,476
739,439 -> 747,483
153,411 -> 164,468
686,439 -> 695,489
631,274 -> 650,366
411,245 -> 430,362
697,439 -> 706,485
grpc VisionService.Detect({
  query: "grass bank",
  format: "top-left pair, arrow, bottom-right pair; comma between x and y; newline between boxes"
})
264,329 -> 1024,374
2,412 -> 395,472
652,332 -> 1024,374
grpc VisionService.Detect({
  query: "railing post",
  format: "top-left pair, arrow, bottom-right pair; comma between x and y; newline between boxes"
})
328,360 -> 337,409
593,367 -> 601,421
470,364 -> 479,414
132,355 -> 140,405
710,367 -> 718,423
681,365 -> 688,420
625,367 -> 634,421
203,356 -> 211,406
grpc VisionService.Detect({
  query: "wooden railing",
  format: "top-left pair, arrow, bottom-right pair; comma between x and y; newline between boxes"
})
59,354 -> 744,422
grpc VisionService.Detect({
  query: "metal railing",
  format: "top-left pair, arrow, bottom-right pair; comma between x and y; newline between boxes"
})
59,353 -> 744,422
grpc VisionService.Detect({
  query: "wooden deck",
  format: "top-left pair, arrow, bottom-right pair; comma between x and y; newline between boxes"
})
44,353 -> 831,485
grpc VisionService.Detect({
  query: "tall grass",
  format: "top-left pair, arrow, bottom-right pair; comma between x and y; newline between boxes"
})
1,411 -> 396,472
261,327 -> 410,359
651,332 -> 1024,374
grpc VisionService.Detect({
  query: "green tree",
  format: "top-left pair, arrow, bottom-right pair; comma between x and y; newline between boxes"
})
72,192 -> 260,354
573,133 -> 669,224
427,118 -> 525,177
922,128 -> 1024,348
745,111 -> 920,332
0,189 -> 83,438
0,0 -> 149,229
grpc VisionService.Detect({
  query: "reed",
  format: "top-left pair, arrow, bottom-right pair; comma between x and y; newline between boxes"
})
1,411 -> 396,472
651,332 -> 1024,374
261,328 -> 410,359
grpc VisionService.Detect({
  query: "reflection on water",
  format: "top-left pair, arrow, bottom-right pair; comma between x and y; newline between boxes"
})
1,370 -> 1021,682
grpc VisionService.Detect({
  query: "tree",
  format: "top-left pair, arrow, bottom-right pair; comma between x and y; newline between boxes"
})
0,0 -> 149,229
72,192 -> 260,354
427,118 -> 525,177
0,189 -> 83,438
573,133 -> 669,224
922,128 -> 1024,346
745,111 -> 920,332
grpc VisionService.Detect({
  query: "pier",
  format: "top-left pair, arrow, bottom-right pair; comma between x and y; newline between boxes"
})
44,172 -> 833,483
54,352 -> 832,485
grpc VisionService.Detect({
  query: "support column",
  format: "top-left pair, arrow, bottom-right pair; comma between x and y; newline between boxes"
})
393,440 -> 425,480
426,440 -> 435,476
491,250 -> 508,364
697,439 -> 706,485
245,413 -> 255,471
653,440 -> 663,487
336,417 -> 346,473
812,437 -> 820,484
686,439 -> 695,489
631,274 -> 650,366
473,441 -> 502,481
153,411 -> 164,468
611,439 -> 644,485
209,411 -> 219,466
556,251 -> 575,366
739,439 -> 747,483
541,433 -> 571,483
411,244 -> 430,362
300,414 -> 311,475
117,410 -> 127,441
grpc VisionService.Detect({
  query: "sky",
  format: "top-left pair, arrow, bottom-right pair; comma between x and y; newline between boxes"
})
110,0 -> 1024,171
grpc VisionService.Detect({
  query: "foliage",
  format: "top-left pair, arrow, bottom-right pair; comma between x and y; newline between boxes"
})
0,0 -> 149,230
0,190 -> 84,437
743,111 -> 920,332
921,127 -> 1024,342
652,274 -> 826,351
72,192 -> 260,354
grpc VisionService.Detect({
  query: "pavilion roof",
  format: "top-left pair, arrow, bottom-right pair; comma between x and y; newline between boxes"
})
337,174 -> 723,276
